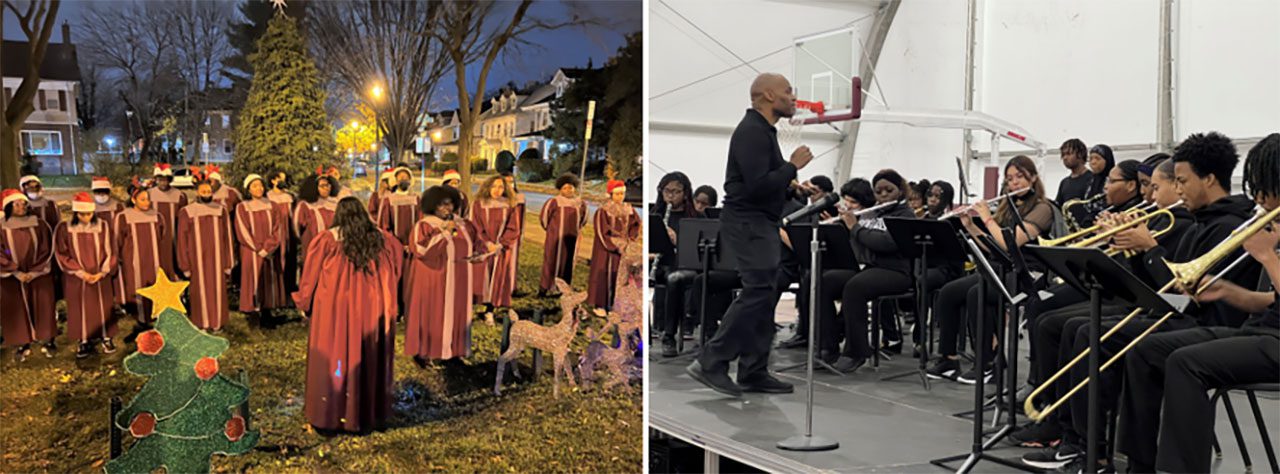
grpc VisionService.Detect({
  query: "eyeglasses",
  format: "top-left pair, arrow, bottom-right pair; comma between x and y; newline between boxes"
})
662,187 -> 684,196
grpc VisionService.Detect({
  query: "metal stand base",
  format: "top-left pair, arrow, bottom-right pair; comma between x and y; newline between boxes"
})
777,434 -> 840,452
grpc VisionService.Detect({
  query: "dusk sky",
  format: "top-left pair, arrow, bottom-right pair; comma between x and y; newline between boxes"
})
3,0 -> 641,109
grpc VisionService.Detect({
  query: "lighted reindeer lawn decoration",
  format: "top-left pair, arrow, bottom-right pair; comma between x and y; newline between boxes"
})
494,279 -> 587,398
578,242 -> 645,393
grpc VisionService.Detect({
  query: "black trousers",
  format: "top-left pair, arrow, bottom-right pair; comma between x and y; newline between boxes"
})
1032,301 -> 1130,390
1058,315 -> 1197,451
935,274 -> 1002,362
697,216 -> 783,381
1025,283 -> 1088,381
838,268 -> 913,358
687,270 -> 742,339
777,266 -> 809,339
1119,327 -> 1280,473
658,268 -> 698,342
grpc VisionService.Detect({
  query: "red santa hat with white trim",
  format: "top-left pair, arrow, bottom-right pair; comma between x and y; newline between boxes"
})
379,170 -> 395,184
91,176 -> 111,191
18,175 -> 41,188
152,163 -> 173,177
72,191 -> 95,213
607,179 -> 626,194
442,169 -> 461,183
205,165 -> 223,182
2,188 -> 28,208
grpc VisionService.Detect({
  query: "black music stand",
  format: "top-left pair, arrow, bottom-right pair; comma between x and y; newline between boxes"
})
648,213 -> 676,258
879,218 -> 967,389
777,222 -> 855,376
675,219 -> 737,355
1024,245 -> 1187,472
931,231 -> 1034,474
704,207 -> 722,219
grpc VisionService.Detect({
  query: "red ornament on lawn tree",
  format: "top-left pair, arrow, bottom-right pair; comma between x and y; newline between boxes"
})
194,357 -> 219,380
225,415 -> 246,442
130,412 -> 157,438
137,330 -> 165,355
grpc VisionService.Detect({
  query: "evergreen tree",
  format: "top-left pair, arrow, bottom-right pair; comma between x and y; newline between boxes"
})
604,33 -> 642,180
224,0 -> 309,107
228,13 -> 335,186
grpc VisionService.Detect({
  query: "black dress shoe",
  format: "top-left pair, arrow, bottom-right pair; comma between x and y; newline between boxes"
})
832,356 -> 867,373
661,338 -> 678,358
777,333 -> 807,349
814,349 -> 839,365
685,361 -> 742,397
738,373 -> 794,394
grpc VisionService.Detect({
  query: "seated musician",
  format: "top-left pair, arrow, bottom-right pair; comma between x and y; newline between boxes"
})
929,156 -> 1056,384
923,180 -> 955,220
652,172 -> 704,357
1020,132 -> 1263,472
1117,133 -> 1279,474
1012,157 -> 1193,448
693,185 -> 718,214
776,175 -> 835,350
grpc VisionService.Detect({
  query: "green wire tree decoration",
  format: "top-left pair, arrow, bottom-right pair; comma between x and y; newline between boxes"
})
105,269 -> 259,474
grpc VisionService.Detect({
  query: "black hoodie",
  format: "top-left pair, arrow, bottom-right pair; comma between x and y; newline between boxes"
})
1142,194 -> 1263,327
848,201 -> 916,274
1128,205 -> 1194,287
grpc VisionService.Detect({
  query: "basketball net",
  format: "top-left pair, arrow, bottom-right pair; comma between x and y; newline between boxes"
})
777,99 -> 825,156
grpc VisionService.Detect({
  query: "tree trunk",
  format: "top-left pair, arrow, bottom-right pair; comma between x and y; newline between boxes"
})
1,123 -> 20,188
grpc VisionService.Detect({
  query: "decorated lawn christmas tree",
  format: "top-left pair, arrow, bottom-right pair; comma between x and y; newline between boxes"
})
105,270 -> 259,474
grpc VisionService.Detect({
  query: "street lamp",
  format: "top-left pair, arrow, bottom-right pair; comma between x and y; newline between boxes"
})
368,83 -> 385,193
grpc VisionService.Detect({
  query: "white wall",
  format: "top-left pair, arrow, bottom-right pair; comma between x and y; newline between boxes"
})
649,0 -> 1280,204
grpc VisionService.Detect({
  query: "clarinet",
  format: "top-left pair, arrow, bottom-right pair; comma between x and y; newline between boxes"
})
650,205 -> 673,283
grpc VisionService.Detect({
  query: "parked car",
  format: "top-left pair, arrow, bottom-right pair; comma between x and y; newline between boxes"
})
624,175 -> 642,205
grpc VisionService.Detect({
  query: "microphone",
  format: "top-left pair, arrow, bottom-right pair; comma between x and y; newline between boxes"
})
782,193 -> 839,226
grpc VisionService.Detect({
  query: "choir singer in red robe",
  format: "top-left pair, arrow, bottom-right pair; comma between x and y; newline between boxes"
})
148,164 -> 187,270
1,189 -> 57,361
588,180 -> 641,309
406,186 -> 486,366
114,182 -> 173,327
56,192 -> 119,358
470,176 -> 520,323
294,174 -> 339,269
538,173 -> 587,296
236,174 -> 289,327
293,197 -> 404,434
177,179 -> 235,331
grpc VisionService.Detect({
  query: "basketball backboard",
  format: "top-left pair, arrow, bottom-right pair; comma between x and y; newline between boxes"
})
792,26 -> 863,124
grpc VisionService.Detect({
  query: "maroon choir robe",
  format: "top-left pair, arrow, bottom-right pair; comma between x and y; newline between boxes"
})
268,189 -> 299,295
25,195 -> 61,234
94,199 -> 124,231
236,198 -> 288,313
376,192 -> 421,247
176,202 -> 235,329
470,199 -> 520,307
405,216 -> 478,360
587,204 -> 641,308
212,185 -> 242,243
114,207 -> 172,321
367,189 -> 389,217
1,216 -> 57,346
509,194 -> 526,286
149,187 -> 187,273
293,228 -> 403,432
294,198 -> 337,266
538,196 -> 587,291
55,219 -> 118,342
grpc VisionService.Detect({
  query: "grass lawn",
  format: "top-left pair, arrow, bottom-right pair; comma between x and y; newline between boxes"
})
0,213 -> 640,473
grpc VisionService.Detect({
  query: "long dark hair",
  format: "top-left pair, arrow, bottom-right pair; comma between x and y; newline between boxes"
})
655,171 -> 697,218
298,175 -> 338,204
476,175 -> 512,205
331,197 -> 383,274
995,155 -> 1048,225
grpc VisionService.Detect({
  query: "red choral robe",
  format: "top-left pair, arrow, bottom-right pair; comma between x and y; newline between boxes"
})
367,189 -> 389,217
538,196 -> 587,291
587,203 -> 641,309
114,207 -> 172,321
211,185 -> 242,242
176,201 -> 235,330
469,198 -> 520,307
509,194 -> 526,283
25,195 -> 61,234
376,192 -> 421,247
294,197 -> 338,266
148,187 -> 188,273
0,216 -> 57,346
268,189 -> 299,295
55,219 -> 118,342
405,216 -> 477,360
94,199 -> 124,232
293,228 -> 403,432
236,198 -> 288,313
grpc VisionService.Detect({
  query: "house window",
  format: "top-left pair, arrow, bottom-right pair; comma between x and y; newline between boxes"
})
205,116 -> 211,126
222,115 -> 230,129
21,130 -> 62,155
223,139 -> 232,153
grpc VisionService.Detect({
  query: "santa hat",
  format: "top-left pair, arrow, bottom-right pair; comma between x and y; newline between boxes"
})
91,176 -> 111,191
607,179 -> 626,194
393,166 -> 412,178
379,170 -> 395,184
2,189 -> 28,208
242,173 -> 264,190
19,175 -> 41,188
442,169 -> 461,183
205,165 -> 222,182
153,163 -> 173,177
327,166 -> 340,176
72,192 -> 95,213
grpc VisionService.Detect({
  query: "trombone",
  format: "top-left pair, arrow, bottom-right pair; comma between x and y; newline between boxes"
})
1024,204 -> 1280,422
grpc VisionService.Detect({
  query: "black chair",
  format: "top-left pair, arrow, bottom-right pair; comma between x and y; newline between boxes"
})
1210,383 -> 1279,474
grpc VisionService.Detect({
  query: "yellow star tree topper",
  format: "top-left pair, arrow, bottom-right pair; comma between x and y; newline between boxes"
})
135,268 -> 190,317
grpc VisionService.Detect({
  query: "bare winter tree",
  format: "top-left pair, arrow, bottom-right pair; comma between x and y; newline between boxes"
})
1,0 -> 61,188
307,0 -> 451,177
436,0 -> 597,190
167,0 -> 234,164
78,1 -> 183,163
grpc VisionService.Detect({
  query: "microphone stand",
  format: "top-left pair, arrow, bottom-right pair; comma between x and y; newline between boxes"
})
777,220 -> 840,452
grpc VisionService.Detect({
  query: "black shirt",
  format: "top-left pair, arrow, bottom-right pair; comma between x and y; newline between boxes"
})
1055,171 -> 1094,207
722,109 -> 798,223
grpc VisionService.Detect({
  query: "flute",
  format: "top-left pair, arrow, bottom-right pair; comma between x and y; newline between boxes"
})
819,200 -> 903,224
937,187 -> 1030,220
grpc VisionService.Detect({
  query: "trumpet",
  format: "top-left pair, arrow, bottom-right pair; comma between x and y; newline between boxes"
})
1024,204 -> 1280,422
1038,200 -> 1182,249
1063,194 -> 1107,232
819,200 -> 903,224
937,187 -> 1030,221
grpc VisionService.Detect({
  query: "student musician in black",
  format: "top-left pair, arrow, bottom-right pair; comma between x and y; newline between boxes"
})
652,172 -> 703,357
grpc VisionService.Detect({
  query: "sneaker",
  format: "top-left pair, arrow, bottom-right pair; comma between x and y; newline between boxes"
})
1021,443 -> 1081,470
685,360 -> 742,397
1008,421 -> 1062,448
832,355 -> 867,373
926,358 -> 961,380
76,342 -> 94,359
777,333 -> 807,349
737,373 -> 794,394
1061,455 -> 1115,474
41,341 -> 56,358
661,338 -> 678,358
957,365 -> 993,385
14,344 -> 31,362
101,339 -> 117,354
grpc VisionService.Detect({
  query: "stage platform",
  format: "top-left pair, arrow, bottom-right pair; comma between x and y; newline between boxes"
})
648,302 -> 1280,473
